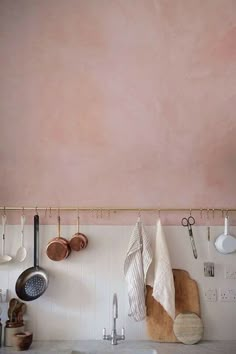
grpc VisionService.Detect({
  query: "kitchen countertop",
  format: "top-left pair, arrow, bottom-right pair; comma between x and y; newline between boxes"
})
1,340 -> 236,354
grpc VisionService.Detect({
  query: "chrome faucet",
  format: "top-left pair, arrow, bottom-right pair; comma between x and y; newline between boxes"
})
103,293 -> 125,345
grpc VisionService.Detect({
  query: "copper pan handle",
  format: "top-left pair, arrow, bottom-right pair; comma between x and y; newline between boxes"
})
58,216 -> 61,238
77,216 -> 80,233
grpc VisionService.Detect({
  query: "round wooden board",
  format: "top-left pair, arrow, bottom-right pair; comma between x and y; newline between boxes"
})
173,312 -> 203,345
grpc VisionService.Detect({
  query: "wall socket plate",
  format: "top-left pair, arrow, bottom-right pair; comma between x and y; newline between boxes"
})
219,288 -> 236,302
204,288 -> 217,302
225,266 -> 236,279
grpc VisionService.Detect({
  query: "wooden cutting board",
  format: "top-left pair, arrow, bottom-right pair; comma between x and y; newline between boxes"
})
146,269 -> 201,342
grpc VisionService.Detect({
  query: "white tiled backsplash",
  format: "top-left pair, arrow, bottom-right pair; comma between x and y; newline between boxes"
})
0,224 -> 236,340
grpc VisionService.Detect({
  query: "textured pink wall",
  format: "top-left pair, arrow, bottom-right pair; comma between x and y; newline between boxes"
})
0,0 -> 236,224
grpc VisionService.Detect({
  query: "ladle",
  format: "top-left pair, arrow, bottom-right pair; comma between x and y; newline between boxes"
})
0,215 -> 12,264
15,215 -> 27,263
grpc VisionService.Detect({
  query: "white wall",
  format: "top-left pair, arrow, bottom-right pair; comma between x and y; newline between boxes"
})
0,224 -> 236,341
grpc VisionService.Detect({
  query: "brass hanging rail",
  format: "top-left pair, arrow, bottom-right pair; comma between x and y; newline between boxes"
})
0,206 -> 235,213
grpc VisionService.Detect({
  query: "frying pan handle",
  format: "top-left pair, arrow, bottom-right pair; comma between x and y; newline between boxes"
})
34,214 -> 39,267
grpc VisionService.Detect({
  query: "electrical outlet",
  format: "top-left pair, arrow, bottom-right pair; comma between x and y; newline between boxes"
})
219,288 -> 236,302
225,266 -> 236,279
204,288 -> 217,302
0,288 -> 8,302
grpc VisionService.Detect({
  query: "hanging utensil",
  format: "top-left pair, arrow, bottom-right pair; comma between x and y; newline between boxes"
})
204,227 -> 214,277
181,216 -> 198,259
8,298 -> 18,323
69,215 -> 88,251
16,304 -> 26,323
0,215 -> 12,264
46,216 -> 71,261
215,216 -> 236,254
15,214 -> 49,301
15,215 -> 27,263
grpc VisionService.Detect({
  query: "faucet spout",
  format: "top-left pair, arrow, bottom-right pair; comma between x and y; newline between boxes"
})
103,293 -> 125,345
113,293 -> 118,319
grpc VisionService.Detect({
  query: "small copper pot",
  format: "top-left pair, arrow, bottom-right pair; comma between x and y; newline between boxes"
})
69,216 -> 88,251
46,216 -> 71,261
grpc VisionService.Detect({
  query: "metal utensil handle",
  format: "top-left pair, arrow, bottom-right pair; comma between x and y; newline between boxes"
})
34,214 -> 39,267
2,215 -> 6,256
189,228 -> 198,259
207,226 -> 210,259
224,216 -> 229,235
21,215 -> 25,246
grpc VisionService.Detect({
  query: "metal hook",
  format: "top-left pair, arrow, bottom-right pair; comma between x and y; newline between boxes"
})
35,206 -> 38,215
22,207 -> 25,217
49,207 -> 52,218
189,208 -> 192,216
221,209 -> 224,218
212,208 -> 215,219
158,209 -> 161,219
44,207 -> 47,218
3,206 -> 6,216
207,208 -> 209,219
107,209 -> 111,218
58,208 -> 60,217
100,208 -> 103,219
200,208 -> 203,219
138,209 -> 141,218
226,209 -> 229,217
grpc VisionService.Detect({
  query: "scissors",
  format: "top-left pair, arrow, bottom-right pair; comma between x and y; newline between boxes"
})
181,216 -> 198,259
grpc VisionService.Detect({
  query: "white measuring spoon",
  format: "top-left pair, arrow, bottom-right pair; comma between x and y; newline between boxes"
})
0,215 -> 12,264
15,215 -> 27,262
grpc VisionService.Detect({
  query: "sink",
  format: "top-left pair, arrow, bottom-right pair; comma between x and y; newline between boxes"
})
71,351 -> 157,354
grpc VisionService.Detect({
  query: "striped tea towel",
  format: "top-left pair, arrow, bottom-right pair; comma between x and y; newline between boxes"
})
149,218 -> 175,320
124,217 -> 153,321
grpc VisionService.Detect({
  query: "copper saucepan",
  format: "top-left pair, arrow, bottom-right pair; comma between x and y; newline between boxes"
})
69,216 -> 88,251
46,216 -> 71,261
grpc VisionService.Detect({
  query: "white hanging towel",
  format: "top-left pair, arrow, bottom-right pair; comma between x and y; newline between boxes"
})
124,217 -> 153,321
148,218 -> 175,320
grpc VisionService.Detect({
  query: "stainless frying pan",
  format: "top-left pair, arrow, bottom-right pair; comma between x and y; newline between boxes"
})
15,215 -> 49,301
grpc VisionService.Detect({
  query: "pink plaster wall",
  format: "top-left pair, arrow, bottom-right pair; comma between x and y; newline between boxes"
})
0,0 -> 236,224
